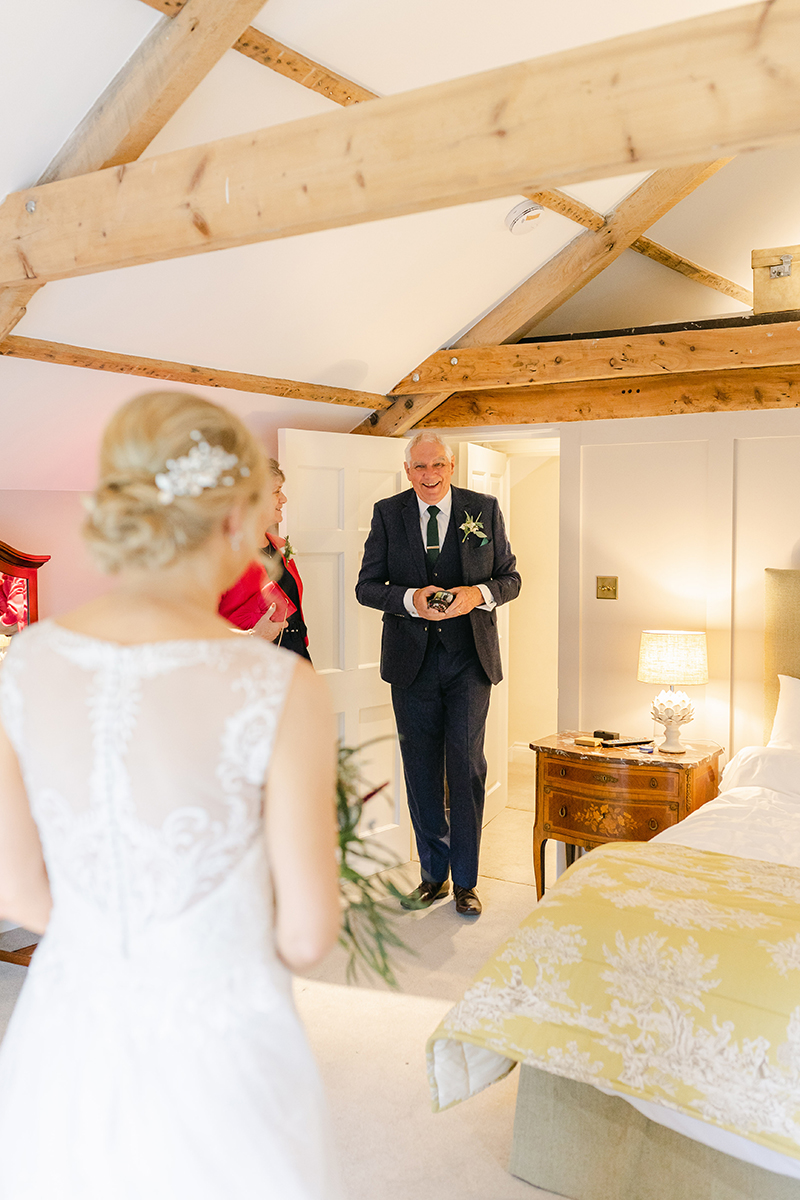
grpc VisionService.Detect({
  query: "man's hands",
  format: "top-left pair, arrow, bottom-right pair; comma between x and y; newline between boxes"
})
412,584 -> 484,620
446,585 -> 485,617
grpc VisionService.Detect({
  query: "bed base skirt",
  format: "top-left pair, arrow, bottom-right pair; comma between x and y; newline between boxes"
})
509,1065 -> 800,1200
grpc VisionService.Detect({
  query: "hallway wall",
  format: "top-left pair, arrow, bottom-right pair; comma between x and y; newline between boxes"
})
508,455 -> 559,748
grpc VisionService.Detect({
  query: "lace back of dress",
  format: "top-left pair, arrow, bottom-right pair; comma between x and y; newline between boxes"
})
0,625 -> 295,950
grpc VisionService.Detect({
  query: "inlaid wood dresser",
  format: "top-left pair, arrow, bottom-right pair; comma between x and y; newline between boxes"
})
529,733 -> 723,899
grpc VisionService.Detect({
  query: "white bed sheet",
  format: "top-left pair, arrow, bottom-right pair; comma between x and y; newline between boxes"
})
615,754 -> 800,1180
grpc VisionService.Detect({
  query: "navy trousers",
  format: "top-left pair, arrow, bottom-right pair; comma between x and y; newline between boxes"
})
391,639 -> 492,889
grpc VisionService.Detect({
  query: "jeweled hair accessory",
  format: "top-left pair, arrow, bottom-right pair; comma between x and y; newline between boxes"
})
155,431 -> 242,505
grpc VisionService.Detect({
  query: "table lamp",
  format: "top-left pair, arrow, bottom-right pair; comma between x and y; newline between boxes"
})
637,630 -> 708,754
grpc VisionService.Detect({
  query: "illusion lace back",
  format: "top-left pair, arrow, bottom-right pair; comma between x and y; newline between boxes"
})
0,621 -> 341,1200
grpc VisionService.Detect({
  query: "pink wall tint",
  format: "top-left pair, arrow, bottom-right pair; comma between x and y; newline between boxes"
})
0,491 -> 112,621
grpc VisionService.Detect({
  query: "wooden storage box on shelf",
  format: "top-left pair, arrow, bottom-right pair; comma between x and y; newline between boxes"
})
752,244 -> 800,314
529,733 -> 722,899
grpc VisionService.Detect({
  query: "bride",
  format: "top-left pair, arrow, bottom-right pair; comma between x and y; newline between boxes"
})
0,392 -> 342,1199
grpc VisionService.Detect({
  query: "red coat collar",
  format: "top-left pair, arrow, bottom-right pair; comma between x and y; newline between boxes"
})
265,533 -> 303,607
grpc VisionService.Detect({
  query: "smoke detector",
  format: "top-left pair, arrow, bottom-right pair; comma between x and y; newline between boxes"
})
505,200 -> 544,235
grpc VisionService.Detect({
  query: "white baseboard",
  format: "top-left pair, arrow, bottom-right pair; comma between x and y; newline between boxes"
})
508,742 -> 535,763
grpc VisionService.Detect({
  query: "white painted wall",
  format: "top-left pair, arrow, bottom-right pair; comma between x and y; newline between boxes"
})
557,408 -> 800,759
6,402 -> 800,768
508,456 -> 560,747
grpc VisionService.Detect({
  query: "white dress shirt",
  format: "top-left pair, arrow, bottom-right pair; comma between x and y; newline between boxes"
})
403,489 -> 495,617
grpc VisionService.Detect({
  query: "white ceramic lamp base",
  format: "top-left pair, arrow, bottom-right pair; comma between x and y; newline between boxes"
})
651,688 -> 694,754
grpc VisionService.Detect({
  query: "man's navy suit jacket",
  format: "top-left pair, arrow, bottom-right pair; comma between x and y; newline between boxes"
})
355,485 -> 521,688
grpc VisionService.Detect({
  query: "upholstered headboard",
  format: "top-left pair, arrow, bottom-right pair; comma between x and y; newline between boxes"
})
765,568 -> 800,741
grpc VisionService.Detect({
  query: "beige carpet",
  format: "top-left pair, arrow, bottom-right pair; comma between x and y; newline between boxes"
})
295,978 -> 555,1200
298,775 -> 560,1198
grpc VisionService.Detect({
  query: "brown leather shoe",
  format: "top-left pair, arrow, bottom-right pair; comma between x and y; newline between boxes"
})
400,880 -> 450,910
454,885 -> 482,916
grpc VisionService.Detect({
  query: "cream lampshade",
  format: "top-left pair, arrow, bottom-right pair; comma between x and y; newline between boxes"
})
637,630 -> 709,754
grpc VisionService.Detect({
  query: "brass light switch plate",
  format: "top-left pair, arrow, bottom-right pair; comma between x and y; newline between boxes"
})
596,576 -> 618,600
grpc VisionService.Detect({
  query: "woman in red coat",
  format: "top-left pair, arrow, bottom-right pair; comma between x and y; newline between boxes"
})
218,459 -> 311,661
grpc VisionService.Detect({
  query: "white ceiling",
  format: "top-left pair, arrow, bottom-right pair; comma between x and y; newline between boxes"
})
2,0 -> 794,491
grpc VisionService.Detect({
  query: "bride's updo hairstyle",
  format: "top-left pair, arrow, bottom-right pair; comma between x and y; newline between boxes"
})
83,391 -> 267,573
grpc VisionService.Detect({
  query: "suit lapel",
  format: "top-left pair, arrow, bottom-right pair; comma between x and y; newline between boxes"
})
452,486 -> 472,584
401,490 -> 428,582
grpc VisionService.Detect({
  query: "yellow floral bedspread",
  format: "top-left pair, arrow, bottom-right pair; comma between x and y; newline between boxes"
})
426,841 -> 800,1161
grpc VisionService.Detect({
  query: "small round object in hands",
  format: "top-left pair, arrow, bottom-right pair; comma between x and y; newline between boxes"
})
428,590 -> 455,613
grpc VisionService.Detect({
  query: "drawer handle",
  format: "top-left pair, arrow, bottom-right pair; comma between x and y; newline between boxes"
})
559,767 -> 567,777
592,773 -> 616,785
648,818 -> 658,831
649,778 -> 659,789
559,806 -> 568,818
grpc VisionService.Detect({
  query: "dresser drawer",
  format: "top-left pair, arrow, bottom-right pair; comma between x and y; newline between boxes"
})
542,788 -> 679,843
542,756 -> 680,799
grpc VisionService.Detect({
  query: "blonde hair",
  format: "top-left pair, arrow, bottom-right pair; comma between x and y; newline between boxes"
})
83,391 -> 267,573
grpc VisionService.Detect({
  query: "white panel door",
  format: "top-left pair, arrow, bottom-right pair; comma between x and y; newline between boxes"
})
455,443 -> 510,825
278,428 -> 411,863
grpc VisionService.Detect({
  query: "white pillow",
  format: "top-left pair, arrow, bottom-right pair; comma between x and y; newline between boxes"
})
721,745 -> 800,798
769,674 -> 800,750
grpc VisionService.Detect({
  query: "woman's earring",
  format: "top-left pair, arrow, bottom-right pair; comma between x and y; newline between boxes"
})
230,530 -> 243,553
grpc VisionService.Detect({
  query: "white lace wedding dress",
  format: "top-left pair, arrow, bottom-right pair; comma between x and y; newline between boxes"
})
0,620 -> 342,1200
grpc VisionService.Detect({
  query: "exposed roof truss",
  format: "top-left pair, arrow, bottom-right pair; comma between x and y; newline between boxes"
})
2,0 -> 799,430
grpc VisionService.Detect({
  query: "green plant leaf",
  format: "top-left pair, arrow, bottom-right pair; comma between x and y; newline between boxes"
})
336,740 -> 418,987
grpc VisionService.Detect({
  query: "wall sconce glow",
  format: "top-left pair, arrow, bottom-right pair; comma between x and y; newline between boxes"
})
505,200 -> 544,234
637,629 -> 709,754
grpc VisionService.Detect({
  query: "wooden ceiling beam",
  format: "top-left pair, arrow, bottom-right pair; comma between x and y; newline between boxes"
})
416,364 -> 800,428
631,234 -> 753,305
0,0 -> 267,343
531,190 -> 753,305
524,189 -> 605,231
391,318 -> 795,393
138,0 -> 378,105
0,335 -> 389,409
38,0 -> 269,182
3,1 -> 800,290
453,165 -> 731,347
357,162 -> 728,436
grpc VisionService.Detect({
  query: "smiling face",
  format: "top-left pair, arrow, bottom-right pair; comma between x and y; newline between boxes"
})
263,474 -> 287,530
404,440 -> 454,506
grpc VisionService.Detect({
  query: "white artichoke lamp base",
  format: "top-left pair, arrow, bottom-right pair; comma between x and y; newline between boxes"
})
651,688 -> 694,754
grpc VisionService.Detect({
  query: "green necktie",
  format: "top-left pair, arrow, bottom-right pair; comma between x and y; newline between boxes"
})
426,505 -> 440,564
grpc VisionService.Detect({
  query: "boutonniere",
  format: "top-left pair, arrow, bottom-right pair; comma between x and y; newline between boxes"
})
282,536 -> 296,562
459,512 -> 489,546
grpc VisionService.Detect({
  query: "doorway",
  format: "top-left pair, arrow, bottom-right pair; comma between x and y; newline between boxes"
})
450,434 -> 560,847
277,426 -> 560,875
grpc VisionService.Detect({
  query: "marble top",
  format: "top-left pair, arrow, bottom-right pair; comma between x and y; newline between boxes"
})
529,731 -> 724,768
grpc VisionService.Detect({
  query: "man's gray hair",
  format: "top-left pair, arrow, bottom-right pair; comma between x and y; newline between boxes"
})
404,431 -> 455,466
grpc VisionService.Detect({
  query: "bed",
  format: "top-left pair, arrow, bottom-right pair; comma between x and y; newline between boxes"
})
427,569 -> 800,1199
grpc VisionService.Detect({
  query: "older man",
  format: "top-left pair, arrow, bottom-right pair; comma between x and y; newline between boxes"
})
356,432 -> 521,915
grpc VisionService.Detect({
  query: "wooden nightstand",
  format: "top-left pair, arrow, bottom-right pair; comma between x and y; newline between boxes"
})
529,733 -> 723,899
